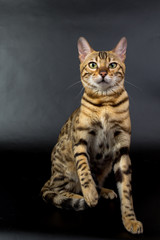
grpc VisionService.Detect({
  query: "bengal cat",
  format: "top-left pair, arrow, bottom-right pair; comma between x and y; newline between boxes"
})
41,37 -> 143,234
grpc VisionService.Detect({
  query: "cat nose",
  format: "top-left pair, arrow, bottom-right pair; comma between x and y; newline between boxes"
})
100,71 -> 107,78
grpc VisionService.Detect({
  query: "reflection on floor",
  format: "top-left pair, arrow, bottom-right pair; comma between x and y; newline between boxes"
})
0,148 -> 159,240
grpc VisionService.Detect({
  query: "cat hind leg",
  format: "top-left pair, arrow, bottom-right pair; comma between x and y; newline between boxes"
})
41,179 -> 88,211
53,191 -> 88,211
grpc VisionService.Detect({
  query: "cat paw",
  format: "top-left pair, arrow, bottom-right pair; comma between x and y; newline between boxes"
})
83,183 -> 98,207
123,218 -> 143,234
101,187 -> 117,200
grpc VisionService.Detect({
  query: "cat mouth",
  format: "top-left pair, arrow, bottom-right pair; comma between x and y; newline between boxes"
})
97,78 -> 110,85
94,77 -> 114,91
100,79 -> 106,83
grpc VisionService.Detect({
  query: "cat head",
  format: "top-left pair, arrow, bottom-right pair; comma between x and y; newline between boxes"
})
77,37 -> 127,95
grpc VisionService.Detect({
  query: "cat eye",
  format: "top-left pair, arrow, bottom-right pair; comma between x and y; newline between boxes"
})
88,62 -> 98,69
109,62 -> 117,69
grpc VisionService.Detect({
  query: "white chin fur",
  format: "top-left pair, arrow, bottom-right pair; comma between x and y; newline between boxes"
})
92,76 -> 116,90
82,75 -> 123,95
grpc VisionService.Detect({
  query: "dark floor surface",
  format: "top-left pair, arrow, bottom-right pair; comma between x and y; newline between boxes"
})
0,148 -> 159,240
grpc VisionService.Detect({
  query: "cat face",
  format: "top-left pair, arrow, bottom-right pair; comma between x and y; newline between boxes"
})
78,37 -> 127,94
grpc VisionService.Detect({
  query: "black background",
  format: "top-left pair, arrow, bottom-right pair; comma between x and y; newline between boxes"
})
0,0 -> 159,151
0,1 -> 159,240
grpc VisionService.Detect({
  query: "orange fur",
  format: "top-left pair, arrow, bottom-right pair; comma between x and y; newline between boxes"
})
41,37 -> 143,234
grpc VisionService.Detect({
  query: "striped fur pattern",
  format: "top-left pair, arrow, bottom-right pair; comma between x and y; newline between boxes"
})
41,37 -> 143,234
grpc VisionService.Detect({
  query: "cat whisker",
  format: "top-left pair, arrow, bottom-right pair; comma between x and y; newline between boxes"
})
76,86 -> 84,98
66,81 -> 82,90
111,88 -> 117,95
116,82 -> 135,105
125,80 -> 142,92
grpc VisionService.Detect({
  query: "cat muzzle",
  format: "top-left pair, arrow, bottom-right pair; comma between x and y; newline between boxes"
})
97,76 -> 111,85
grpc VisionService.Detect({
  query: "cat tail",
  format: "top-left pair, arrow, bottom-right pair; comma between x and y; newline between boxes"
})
41,179 -> 88,211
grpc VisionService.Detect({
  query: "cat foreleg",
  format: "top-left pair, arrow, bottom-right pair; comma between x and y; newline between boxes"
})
114,153 -> 143,234
73,140 -> 98,207
100,187 -> 117,199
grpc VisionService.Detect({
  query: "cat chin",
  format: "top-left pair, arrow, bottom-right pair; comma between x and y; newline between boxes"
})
85,85 -> 114,96
85,83 -> 123,96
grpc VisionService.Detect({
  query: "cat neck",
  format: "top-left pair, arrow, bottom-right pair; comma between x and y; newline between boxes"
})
83,85 -> 126,106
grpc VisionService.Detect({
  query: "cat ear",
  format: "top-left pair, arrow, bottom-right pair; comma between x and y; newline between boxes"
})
78,37 -> 93,63
113,37 -> 127,62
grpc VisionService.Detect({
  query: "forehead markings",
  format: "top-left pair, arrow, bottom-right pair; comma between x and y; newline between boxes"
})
98,51 -> 107,60
108,56 -> 111,62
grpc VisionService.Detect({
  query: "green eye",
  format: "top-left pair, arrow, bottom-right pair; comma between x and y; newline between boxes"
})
89,62 -> 97,69
109,62 -> 117,69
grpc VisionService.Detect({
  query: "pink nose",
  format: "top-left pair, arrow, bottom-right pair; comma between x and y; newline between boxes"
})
100,71 -> 107,77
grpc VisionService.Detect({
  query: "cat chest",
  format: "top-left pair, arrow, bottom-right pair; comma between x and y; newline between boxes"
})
88,118 -> 117,170
90,113 -> 115,148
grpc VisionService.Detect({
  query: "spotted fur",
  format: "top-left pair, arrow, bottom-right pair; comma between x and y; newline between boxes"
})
41,37 -> 143,234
